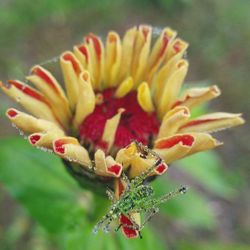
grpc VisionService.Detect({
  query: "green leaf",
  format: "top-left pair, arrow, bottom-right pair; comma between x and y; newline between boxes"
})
152,177 -> 216,229
178,151 -> 235,198
116,227 -> 166,250
0,137 -> 85,233
60,223 -> 107,250
0,137 -> 167,250
177,240 -> 250,250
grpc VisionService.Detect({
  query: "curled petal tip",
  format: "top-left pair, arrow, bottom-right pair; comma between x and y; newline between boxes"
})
120,214 -> 139,239
30,131 -> 64,149
61,51 -> 83,75
107,164 -> 122,177
212,85 -> 221,95
6,108 -> 18,118
29,134 -> 41,145
53,139 -> 66,154
53,137 -> 91,167
238,116 -> 245,125
177,59 -> 188,69
105,156 -> 123,177
155,162 -> 168,175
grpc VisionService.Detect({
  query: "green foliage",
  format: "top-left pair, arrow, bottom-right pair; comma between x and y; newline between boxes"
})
178,152 -> 235,198
0,136 -> 237,249
177,241 -> 250,250
0,137 -> 166,249
0,137 -> 85,233
153,176 -> 216,229
152,148 -> 236,230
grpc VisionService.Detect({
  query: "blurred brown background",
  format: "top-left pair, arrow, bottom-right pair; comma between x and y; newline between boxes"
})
0,0 -> 249,249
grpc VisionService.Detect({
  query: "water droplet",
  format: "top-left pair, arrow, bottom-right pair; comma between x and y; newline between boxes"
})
103,225 -> 110,234
180,186 -> 188,194
19,130 -> 24,136
66,157 -> 73,162
34,146 -> 52,153
42,147 -> 52,153
183,51 -> 188,59
92,226 -> 98,235
11,123 -> 17,128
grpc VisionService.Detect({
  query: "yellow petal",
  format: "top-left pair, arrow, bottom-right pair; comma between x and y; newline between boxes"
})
53,137 -> 91,167
29,130 -> 64,148
154,134 -> 194,163
102,108 -> 125,151
118,26 -> 137,82
154,132 -> 221,163
6,108 -> 61,134
179,112 -> 245,133
147,27 -> 177,83
116,142 -> 167,178
104,31 -> 122,87
129,155 -> 154,178
114,76 -> 134,98
94,149 -> 108,176
171,85 -> 221,110
94,149 -> 122,177
84,33 -> 104,90
105,156 -> 123,177
60,51 -> 83,111
152,57 -> 186,108
158,60 -> 189,119
115,142 -> 138,170
158,106 -> 190,138
132,25 -> 152,86
128,155 -> 167,178
73,71 -> 95,129
152,38 -> 188,100
187,132 -> 222,155
27,65 -> 72,127
74,43 -> 98,90
165,38 -> 189,63
137,82 -> 154,113
0,80 -> 60,126
73,43 -> 89,69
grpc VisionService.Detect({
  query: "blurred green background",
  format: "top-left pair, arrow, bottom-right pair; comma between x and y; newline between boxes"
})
0,0 -> 249,249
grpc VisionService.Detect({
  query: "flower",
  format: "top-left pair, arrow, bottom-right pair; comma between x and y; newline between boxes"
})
0,25 -> 244,238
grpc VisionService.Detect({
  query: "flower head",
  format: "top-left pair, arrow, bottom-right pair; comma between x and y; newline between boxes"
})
0,25 -> 244,238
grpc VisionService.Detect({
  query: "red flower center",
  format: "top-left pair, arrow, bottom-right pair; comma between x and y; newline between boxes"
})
79,88 -> 159,150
